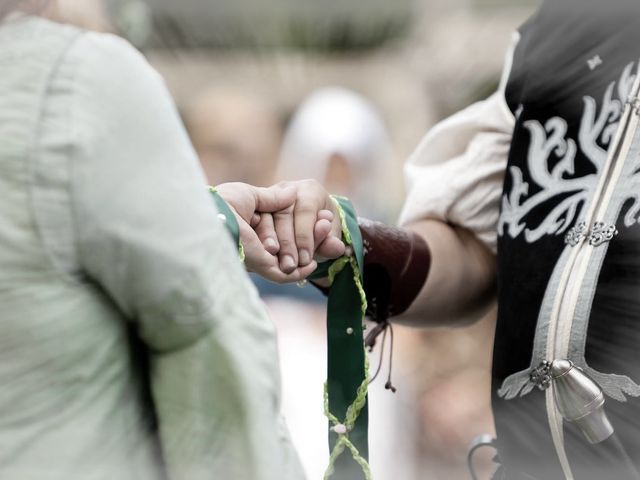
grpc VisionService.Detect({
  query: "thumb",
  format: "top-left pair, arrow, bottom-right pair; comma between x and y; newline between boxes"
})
254,185 -> 297,213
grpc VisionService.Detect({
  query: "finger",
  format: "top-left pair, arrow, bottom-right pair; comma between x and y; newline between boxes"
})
293,198 -> 324,267
314,210 -> 339,257
317,209 -> 334,223
244,235 -> 317,283
262,260 -> 319,284
253,184 -> 297,213
313,218 -> 340,262
317,201 -> 347,260
245,240 -> 319,284
314,218 -> 333,247
254,213 -> 279,255
215,182 -> 256,223
239,222 -> 279,272
316,236 -> 346,260
241,216 -> 320,282
273,206 -> 298,273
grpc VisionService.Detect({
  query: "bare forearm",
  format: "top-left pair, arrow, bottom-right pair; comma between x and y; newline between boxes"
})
398,219 -> 496,327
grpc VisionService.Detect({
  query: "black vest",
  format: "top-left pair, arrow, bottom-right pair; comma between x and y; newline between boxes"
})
494,1 -> 640,478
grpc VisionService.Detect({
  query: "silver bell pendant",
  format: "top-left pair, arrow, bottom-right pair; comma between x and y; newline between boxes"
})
551,359 -> 614,444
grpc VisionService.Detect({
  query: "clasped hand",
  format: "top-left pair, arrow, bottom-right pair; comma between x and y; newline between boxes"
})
216,180 -> 345,283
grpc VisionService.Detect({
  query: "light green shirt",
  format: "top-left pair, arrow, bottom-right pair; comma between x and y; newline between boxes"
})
0,14 -> 303,480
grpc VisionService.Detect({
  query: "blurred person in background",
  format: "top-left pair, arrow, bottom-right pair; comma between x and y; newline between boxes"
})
183,87 -> 283,187
0,1 -> 348,479
278,87 -> 392,222
409,310 -> 496,480
50,0 -> 113,32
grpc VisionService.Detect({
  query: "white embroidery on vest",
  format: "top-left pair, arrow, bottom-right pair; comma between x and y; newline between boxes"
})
498,62 -> 637,243
498,62 -> 640,402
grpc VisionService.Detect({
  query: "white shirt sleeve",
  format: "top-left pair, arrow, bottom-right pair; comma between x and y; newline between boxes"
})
398,33 -> 520,253
61,31 -> 304,480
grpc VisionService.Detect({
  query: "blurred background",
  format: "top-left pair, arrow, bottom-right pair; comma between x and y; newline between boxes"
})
53,0 -> 538,478
57,0 -> 537,218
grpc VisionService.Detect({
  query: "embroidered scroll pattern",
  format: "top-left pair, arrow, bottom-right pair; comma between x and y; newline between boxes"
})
498,62 -> 638,242
497,62 -> 640,402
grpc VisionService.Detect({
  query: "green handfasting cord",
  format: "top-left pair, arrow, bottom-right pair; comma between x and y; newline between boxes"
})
209,189 -> 371,480
309,195 -> 371,480
209,186 -> 245,261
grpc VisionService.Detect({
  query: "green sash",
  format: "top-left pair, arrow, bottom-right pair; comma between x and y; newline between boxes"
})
309,196 -> 370,480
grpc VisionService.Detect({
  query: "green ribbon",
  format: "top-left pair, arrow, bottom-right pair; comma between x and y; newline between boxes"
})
310,196 -> 371,480
209,187 -> 245,261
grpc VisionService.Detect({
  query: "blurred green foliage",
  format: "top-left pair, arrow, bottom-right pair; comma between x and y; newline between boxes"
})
108,0 -> 412,52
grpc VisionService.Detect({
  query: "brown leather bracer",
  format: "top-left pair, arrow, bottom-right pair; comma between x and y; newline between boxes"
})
359,218 -> 431,323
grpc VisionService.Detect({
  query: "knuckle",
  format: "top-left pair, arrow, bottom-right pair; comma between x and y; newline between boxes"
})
295,204 -> 315,214
279,237 -> 294,248
273,210 -> 292,220
295,232 -> 312,243
299,178 -> 316,190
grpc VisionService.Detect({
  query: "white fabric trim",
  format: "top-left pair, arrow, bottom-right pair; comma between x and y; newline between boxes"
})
398,33 -> 520,253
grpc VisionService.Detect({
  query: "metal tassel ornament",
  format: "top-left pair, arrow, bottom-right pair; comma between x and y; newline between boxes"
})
551,359 -> 614,444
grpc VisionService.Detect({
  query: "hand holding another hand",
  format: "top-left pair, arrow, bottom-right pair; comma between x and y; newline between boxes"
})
215,180 -> 345,283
